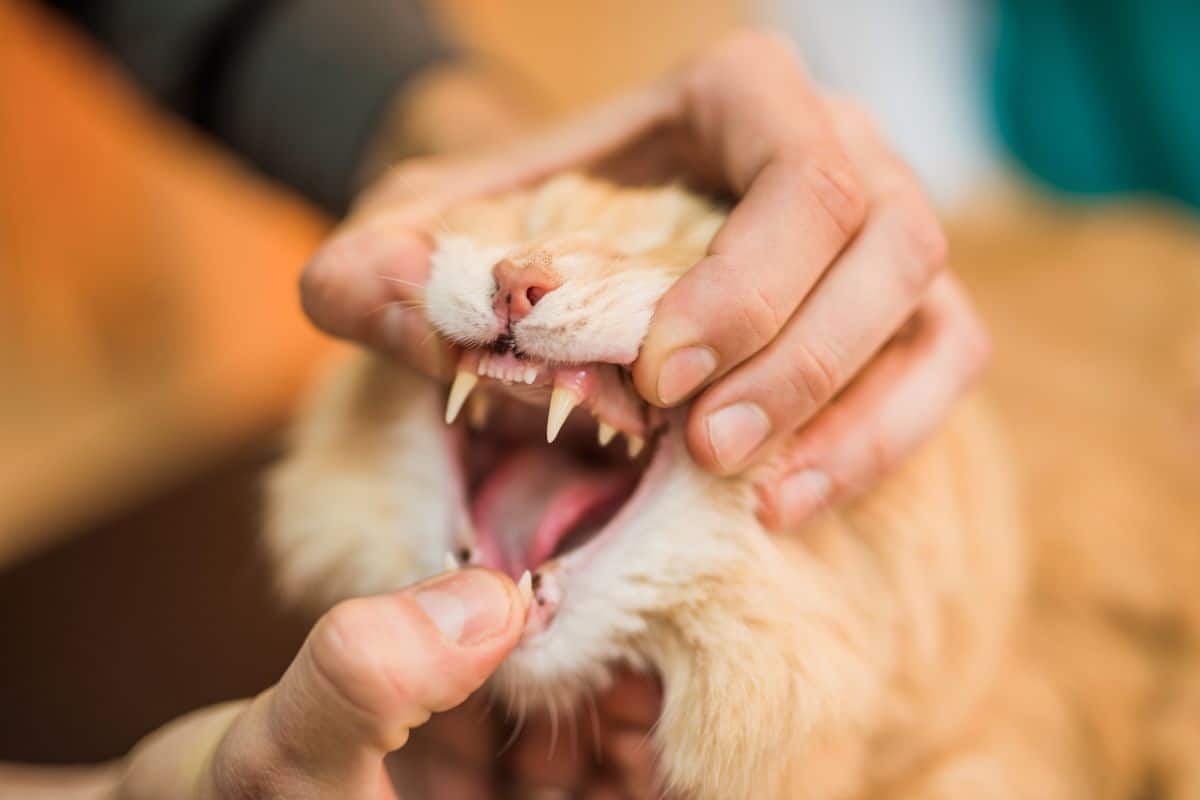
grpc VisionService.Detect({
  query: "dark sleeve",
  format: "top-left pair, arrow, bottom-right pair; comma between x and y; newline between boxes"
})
40,0 -> 453,213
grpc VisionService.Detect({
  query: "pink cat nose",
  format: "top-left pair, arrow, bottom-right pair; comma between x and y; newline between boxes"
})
492,259 -> 560,322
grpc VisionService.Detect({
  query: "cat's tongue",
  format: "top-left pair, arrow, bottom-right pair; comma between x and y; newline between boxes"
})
471,447 -> 635,577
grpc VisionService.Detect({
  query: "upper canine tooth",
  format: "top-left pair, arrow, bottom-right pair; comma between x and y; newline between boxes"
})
546,386 -> 581,443
597,421 -> 617,446
524,366 -> 538,385
445,371 -> 478,424
626,434 -> 645,459
444,551 -> 459,571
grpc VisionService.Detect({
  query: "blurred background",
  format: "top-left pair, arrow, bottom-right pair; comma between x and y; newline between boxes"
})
1,0 -> 1197,768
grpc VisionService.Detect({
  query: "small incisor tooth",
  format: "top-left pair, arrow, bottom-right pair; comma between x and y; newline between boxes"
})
524,366 -> 538,384
467,391 -> 491,430
597,421 -> 617,447
445,371 -> 478,424
626,434 -> 645,459
517,570 -> 534,610
546,386 -> 580,443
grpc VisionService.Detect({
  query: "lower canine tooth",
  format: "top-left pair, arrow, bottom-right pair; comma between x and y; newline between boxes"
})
445,371 -> 478,424
546,386 -> 581,443
626,434 -> 645,459
517,570 -> 534,610
597,422 -> 617,446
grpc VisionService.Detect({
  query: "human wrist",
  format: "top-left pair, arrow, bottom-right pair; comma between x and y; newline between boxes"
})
357,61 -> 541,185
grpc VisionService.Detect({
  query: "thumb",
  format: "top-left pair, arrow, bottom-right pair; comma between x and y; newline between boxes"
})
223,568 -> 528,794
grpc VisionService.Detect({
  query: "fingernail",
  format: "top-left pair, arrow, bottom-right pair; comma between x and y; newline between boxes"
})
705,402 -> 771,471
415,570 -> 514,646
657,346 -> 718,405
777,469 -> 832,525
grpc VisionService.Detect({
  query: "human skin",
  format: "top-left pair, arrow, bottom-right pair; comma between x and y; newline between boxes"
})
295,36 -> 987,793
301,30 -> 990,534
0,31 -> 988,798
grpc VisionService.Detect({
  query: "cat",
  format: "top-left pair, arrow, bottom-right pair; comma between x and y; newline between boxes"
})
266,174 -> 1200,798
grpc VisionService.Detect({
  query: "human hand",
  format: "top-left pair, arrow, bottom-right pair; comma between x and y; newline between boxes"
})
301,30 -> 990,531
111,568 -> 527,799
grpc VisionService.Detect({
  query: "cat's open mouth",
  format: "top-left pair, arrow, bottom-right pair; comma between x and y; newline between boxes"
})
442,348 -> 671,642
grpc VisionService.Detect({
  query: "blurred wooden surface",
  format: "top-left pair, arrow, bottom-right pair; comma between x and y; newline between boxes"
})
0,0 -> 746,569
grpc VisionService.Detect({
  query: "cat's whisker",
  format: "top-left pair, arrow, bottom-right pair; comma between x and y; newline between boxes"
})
363,300 -> 424,321
375,274 -> 428,292
584,691 -> 604,761
565,700 -> 580,762
547,691 -> 561,758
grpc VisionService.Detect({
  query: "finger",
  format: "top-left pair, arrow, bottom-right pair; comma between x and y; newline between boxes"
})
684,102 -> 946,473
250,568 -> 526,789
301,85 -> 684,377
633,33 -> 867,410
301,224 -> 453,378
755,275 -> 990,530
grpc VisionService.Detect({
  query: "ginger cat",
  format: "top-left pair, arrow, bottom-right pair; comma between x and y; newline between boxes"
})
266,175 -> 1200,798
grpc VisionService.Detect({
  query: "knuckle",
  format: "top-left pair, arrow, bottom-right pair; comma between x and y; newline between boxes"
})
863,430 -> 901,486
786,343 -> 843,411
687,30 -> 802,99
736,283 -> 790,352
882,201 -> 948,292
960,314 -> 994,376
716,29 -> 796,65
797,156 -> 868,240
826,96 -> 878,138
310,599 -> 392,706
299,243 -> 351,336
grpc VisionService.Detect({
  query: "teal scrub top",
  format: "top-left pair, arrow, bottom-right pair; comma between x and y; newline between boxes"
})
992,0 -> 1200,209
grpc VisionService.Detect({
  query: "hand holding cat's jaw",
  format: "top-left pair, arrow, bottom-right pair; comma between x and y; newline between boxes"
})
302,29 -> 985,534
115,569 -> 530,799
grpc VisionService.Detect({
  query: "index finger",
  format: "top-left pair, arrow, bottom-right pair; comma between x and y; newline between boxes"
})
631,33 -> 867,408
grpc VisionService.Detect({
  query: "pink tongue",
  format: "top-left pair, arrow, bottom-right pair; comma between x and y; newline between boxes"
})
471,447 -> 633,577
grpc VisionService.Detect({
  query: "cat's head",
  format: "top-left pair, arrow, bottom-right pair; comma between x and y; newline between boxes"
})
269,176 -> 824,797
419,177 -> 772,704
